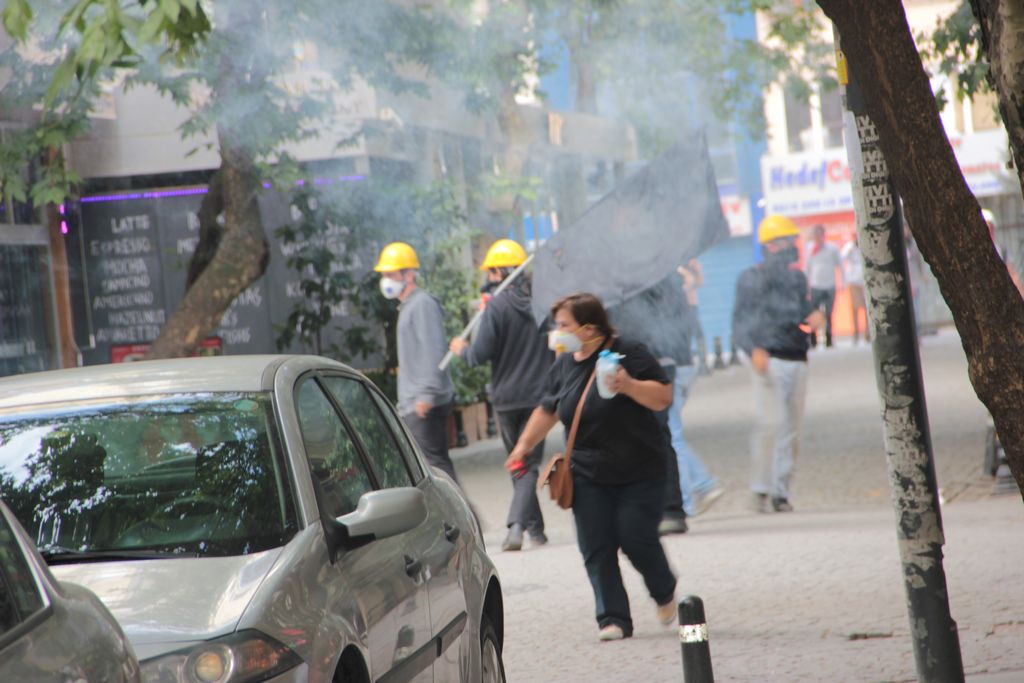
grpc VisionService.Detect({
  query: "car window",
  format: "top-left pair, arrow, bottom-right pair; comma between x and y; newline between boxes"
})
0,394 -> 298,559
0,513 -> 45,636
321,376 -> 415,489
365,385 -> 425,482
295,379 -> 374,518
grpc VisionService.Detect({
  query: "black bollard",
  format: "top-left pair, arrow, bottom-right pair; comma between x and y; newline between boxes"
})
712,337 -> 726,370
679,595 -> 714,683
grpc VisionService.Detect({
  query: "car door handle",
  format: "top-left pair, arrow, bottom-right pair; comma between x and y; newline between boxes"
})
404,555 -> 422,578
443,523 -> 460,543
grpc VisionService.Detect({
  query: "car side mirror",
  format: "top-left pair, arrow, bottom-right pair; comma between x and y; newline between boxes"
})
334,488 -> 427,552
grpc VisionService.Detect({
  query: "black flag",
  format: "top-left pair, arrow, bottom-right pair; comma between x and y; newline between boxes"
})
532,133 -> 729,323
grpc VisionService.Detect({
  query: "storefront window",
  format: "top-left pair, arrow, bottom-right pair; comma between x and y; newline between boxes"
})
0,127 -> 56,379
0,244 -> 55,378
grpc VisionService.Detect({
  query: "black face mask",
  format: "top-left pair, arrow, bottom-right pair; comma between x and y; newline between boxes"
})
480,280 -> 500,295
765,245 -> 799,266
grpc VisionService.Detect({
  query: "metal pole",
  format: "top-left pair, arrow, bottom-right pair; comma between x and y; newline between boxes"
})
834,29 -> 964,682
438,253 -> 535,370
678,596 -> 714,682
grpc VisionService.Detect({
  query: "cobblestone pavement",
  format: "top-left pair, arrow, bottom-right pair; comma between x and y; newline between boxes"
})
452,329 -> 1024,682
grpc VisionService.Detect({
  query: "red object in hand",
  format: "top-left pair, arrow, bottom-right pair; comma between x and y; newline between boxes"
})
508,459 -> 528,478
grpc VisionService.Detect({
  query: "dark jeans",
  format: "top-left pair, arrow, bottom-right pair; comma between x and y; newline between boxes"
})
809,287 -> 835,347
404,401 -> 458,483
657,367 -> 685,520
497,407 -> 544,532
572,473 -> 677,635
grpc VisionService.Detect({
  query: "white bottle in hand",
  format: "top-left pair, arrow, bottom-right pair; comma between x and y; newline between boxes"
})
596,350 -> 625,399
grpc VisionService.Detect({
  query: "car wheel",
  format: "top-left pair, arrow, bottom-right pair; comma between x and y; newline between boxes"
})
480,614 -> 506,683
334,648 -> 369,683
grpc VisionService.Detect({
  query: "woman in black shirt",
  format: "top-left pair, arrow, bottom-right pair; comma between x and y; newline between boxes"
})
507,293 -> 678,641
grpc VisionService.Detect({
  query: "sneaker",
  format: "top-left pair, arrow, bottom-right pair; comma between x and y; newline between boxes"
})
598,624 -> 625,641
656,600 -> 677,626
657,517 -> 689,536
528,529 -> 548,546
771,497 -> 794,513
501,523 -> 524,551
751,493 -> 770,514
691,485 -> 725,517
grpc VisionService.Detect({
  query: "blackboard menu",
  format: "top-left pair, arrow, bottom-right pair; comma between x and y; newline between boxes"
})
81,196 -> 168,354
78,185 -> 378,366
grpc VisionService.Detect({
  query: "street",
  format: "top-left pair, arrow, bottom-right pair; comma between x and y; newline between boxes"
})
453,329 -> 1024,682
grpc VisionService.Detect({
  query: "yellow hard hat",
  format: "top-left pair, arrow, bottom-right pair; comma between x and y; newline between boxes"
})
480,239 -> 527,270
757,214 -> 800,244
374,242 -> 419,272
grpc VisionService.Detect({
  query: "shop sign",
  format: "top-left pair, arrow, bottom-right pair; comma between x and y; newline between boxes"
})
762,128 -> 1015,218
720,195 -> 752,236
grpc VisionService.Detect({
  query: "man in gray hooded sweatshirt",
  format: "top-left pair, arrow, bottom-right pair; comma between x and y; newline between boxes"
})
375,242 -> 457,482
450,239 -> 553,550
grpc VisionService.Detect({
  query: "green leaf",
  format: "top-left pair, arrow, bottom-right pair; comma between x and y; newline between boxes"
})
1,0 -> 32,41
180,0 -> 198,16
78,21 -> 107,63
1,174 -> 28,206
138,9 -> 165,44
30,182 -> 68,209
160,0 -> 180,23
65,0 -> 92,33
44,56 -> 77,107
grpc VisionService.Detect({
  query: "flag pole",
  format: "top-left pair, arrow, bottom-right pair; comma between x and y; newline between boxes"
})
438,253 -> 535,371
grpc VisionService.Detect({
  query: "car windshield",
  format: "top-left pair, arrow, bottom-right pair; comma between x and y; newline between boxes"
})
0,393 -> 298,561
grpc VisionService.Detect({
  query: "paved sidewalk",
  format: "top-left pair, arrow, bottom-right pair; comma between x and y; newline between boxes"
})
477,496 -> 1024,682
452,330 -> 1024,681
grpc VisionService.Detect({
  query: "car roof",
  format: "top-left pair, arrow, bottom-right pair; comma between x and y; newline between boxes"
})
0,355 -> 355,412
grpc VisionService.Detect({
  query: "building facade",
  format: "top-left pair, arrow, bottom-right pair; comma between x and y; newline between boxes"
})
758,1 -> 1022,335
4,40 -> 639,373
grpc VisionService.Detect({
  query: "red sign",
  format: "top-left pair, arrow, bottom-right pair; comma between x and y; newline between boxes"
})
110,337 -> 223,363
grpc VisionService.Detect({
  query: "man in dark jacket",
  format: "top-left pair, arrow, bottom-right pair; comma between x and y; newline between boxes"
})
732,215 -> 823,513
609,271 -> 723,535
450,239 -> 554,551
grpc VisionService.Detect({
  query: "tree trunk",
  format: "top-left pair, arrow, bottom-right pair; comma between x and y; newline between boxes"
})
817,0 -> 1024,500
971,0 -> 1024,192
185,168 -> 224,289
144,128 -> 268,359
145,2 -> 270,360
43,148 -> 80,369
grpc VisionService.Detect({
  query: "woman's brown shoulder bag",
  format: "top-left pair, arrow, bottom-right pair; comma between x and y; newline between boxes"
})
538,370 -> 597,510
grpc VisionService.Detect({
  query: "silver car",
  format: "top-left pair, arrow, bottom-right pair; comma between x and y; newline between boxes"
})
0,356 -> 506,682
0,499 -> 140,682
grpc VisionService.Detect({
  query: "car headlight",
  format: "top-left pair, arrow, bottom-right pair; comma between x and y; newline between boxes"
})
140,630 -> 302,683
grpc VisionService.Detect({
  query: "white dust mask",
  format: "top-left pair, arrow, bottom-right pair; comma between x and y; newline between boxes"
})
548,329 -> 583,354
379,277 -> 404,300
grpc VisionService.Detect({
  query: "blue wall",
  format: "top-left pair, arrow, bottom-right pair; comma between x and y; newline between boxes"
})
538,38 -> 572,112
695,236 -> 752,352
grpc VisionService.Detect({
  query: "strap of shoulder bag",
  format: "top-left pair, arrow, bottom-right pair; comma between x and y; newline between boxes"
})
564,369 -> 597,463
